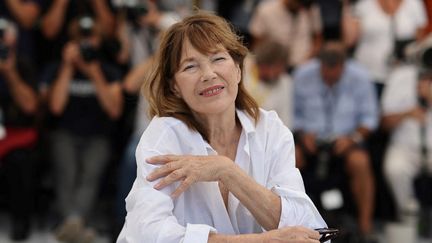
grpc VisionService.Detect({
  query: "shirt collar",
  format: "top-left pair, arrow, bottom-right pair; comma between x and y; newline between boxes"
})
203,109 -> 257,155
236,109 -> 256,136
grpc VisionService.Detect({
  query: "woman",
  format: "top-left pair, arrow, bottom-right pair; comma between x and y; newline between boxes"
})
117,12 -> 326,243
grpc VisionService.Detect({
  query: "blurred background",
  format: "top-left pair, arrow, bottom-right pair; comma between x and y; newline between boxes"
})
0,0 -> 432,242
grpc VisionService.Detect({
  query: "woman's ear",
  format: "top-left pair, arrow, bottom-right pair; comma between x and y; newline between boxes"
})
236,64 -> 241,84
172,82 -> 182,98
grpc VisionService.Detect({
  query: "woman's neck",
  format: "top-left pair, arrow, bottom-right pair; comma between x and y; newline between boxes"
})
378,0 -> 402,16
194,107 -> 242,157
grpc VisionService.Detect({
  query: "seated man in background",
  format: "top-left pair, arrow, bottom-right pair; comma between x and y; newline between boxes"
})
244,40 -> 293,128
293,41 -> 379,241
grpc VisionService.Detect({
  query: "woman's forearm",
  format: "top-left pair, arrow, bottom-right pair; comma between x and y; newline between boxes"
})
208,232 -> 264,243
220,164 -> 281,230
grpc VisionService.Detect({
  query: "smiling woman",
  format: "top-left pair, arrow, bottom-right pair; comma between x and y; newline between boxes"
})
117,11 -> 327,243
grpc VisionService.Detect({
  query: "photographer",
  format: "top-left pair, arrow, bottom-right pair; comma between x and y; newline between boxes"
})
382,48 -> 432,222
36,0 -> 115,67
0,18 -> 39,241
40,16 -> 123,242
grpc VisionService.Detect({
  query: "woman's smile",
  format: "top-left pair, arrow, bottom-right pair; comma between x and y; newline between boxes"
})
199,85 -> 225,97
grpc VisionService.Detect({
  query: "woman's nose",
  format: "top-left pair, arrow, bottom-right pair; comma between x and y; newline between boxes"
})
200,63 -> 217,82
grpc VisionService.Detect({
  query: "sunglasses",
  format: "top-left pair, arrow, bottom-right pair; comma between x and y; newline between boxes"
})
315,228 -> 340,242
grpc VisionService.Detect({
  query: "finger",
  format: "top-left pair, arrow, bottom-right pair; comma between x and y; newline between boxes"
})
308,230 -> 320,240
171,176 -> 195,198
146,161 -> 181,181
154,168 -> 186,190
294,227 -> 320,240
146,154 -> 178,164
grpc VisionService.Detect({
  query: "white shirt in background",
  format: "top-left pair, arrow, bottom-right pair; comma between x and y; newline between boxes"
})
353,0 -> 426,83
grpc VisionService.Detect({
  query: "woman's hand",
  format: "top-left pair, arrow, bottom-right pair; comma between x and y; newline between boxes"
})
262,226 -> 321,243
146,155 -> 234,197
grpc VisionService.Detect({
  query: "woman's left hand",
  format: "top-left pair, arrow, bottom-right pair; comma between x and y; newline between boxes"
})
146,155 -> 233,197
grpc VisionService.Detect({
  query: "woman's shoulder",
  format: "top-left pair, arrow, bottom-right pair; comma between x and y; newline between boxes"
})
137,116 -> 204,154
145,116 -> 187,131
247,109 -> 292,136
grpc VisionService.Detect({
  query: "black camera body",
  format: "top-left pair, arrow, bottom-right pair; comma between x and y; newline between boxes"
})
125,3 -> 148,23
80,41 -> 99,62
0,18 -> 9,61
115,0 -> 148,28
315,140 -> 334,180
0,42 -> 9,61
78,16 -> 99,62
298,0 -> 314,8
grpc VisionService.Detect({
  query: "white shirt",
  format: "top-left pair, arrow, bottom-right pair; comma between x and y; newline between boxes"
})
117,109 -> 326,243
382,64 -> 432,150
353,0 -> 426,82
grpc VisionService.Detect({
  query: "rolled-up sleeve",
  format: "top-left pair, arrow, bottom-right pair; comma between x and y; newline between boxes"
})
273,182 -> 327,229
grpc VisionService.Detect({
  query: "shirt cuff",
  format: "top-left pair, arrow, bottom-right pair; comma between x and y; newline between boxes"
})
183,223 -> 217,243
272,186 -> 327,229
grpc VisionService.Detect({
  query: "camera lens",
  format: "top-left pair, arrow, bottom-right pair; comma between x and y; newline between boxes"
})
421,47 -> 432,68
79,16 -> 94,37
80,41 -> 98,62
0,18 -> 8,39
0,43 -> 9,60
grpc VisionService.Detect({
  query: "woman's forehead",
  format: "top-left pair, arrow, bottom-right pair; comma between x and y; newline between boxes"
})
180,39 -> 226,58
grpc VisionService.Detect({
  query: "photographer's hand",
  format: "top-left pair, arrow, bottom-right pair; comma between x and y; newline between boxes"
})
62,42 -> 79,66
0,48 -> 16,75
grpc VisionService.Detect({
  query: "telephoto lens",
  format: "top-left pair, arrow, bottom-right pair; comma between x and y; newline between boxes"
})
0,18 -> 9,60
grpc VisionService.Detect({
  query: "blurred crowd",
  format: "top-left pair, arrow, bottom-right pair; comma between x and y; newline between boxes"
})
0,0 -> 432,243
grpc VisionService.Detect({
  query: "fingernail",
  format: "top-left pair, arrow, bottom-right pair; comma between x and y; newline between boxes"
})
154,183 -> 162,190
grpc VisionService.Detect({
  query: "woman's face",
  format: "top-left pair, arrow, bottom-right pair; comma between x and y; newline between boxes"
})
173,39 -> 241,117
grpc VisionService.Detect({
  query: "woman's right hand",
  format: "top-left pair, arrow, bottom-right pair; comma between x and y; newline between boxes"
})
262,226 -> 321,243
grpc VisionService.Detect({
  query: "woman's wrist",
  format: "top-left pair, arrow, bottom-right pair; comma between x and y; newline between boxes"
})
217,157 -> 237,183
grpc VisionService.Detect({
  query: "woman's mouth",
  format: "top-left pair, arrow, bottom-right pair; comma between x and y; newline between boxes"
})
199,86 -> 225,97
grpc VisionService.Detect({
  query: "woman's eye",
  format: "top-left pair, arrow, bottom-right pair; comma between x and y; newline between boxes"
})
213,57 -> 226,62
183,65 -> 195,71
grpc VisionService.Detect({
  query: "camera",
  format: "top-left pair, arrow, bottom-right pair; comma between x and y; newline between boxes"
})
80,41 -> 99,62
298,0 -> 315,8
405,34 -> 432,69
0,18 -> 10,61
78,16 -> 99,62
315,139 -> 334,180
114,0 -> 148,25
